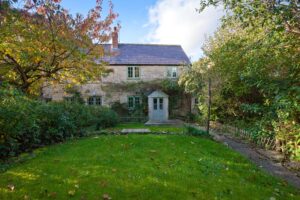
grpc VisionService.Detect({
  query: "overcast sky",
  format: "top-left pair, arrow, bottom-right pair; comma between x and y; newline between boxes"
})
60,0 -> 224,61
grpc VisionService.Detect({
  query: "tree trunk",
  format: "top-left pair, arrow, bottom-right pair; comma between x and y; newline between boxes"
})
206,77 -> 211,134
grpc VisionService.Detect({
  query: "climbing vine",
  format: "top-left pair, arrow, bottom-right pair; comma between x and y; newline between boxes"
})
102,79 -> 190,119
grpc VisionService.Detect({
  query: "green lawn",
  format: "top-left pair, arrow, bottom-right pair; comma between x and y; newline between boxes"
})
0,133 -> 299,199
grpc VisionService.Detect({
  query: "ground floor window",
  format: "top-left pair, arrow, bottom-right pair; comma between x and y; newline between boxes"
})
44,98 -> 52,103
88,96 -> 102,106
128,96 -> 140,109
64,96 -> 75,102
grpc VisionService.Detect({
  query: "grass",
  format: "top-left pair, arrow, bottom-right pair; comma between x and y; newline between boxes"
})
0,129 -> 299,199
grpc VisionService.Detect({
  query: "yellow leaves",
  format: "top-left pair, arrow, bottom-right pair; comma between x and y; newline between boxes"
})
68,190 -> 76,196
102,194 -> 112,200
7,184 -> 15,191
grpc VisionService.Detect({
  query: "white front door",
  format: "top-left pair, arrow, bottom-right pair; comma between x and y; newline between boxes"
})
152,97 -> 164,121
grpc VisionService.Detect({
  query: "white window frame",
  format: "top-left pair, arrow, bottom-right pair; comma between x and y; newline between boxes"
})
128,66 -> 140,79
167,66 -> 178,78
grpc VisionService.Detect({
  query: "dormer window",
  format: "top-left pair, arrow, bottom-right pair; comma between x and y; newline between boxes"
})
167,67 -> 177,78
128,66 -> 140,79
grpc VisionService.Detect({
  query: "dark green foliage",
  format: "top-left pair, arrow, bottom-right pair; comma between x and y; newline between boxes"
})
181,3 -> 300,159
106,79 -> 190,120
111,102 -> 147,122
0,85 -> 119,160
90,106 -> 119,130
185,125 -> 211,138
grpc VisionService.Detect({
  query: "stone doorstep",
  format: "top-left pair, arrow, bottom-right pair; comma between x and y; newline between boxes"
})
145,119 -> 184,125
121,129 -> 151,133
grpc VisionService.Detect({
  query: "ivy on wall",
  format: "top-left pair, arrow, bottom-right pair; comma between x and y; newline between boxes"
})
102,79 -> 191,118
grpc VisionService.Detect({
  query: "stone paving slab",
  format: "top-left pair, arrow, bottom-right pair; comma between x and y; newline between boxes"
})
145,119 -> 184,125
121,129 -> 151,133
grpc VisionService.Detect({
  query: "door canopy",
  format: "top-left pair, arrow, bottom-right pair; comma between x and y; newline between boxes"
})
148,90 -> 168,98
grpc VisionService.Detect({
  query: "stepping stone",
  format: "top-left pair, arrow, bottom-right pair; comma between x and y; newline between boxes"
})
121,129 -> 151,133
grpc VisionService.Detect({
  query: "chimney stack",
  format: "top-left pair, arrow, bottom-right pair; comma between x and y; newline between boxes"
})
112,27 -> 118,49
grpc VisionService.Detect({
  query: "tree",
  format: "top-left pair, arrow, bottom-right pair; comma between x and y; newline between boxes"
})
183,16 -> 300,158
199,0 -> 300,36
0,0 -> 118,94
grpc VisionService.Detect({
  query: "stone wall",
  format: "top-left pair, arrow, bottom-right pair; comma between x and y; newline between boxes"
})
42,65 -> 195,116
102,65 -> 184,83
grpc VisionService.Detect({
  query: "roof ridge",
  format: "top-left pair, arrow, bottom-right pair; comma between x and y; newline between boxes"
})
104,43 -> 182,47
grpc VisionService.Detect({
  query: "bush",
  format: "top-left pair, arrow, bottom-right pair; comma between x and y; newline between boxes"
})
0,85 -> 119,160
185,125 -> 211,138
90,106 -> 119,130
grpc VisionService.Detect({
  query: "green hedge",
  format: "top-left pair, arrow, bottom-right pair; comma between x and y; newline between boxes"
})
0,86 -> 119,159
185,125 -> 211,138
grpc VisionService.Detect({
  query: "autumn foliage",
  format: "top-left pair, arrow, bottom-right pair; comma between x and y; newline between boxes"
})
0,0 -> 119,94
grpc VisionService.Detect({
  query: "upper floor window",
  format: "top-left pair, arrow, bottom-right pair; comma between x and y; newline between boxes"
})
167,67 -> 178,78
128,96 -> 140,109
194,98 -> 199,105
88,96 -> 102,106
128,66 -> 140,79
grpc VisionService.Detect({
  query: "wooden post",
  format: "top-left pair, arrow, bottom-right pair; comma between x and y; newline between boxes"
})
206,77 -> 211,134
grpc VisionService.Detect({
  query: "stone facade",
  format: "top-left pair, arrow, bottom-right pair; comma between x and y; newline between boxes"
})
102,65 -> 184,83
42,65 -> 195,116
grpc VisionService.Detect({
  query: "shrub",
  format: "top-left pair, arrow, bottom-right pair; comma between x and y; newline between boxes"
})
185,125 -> 211,138
91,106 -> 119,130
0,85 -> 119,160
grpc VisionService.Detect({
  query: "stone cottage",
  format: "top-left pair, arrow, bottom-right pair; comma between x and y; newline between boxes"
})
42,28 -> 197,122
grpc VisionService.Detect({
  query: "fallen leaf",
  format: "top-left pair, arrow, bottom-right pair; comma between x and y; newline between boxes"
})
112,168 -> 117,173
48,192 -> 57,198
68,190 -> 76,196
102,193 -> 112,200
99,180 -> 108,187
7,184 -> 15,191
24,195 -> 29,200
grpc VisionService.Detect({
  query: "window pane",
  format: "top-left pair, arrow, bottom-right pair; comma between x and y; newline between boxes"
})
167,67 -> 172,77
134,67 -> 140,78
153,98 -> 157,110
172,67 -> 177,77
128,67 -> 133,78
88,97 -> 94,105
159,98 -> 163,110
134,97 -> 140,106
128,97 -> 134,108
96,97 -> 102,105
45,98 -> 52,102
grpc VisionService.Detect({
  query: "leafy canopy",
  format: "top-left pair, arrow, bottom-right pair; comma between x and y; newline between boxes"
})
0,0 -> 118,94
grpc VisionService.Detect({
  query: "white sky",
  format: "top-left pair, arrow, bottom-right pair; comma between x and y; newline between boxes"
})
144,0 -> 224,61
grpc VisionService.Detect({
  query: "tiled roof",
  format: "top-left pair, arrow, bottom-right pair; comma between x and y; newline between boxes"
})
102,44 -> 191,65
